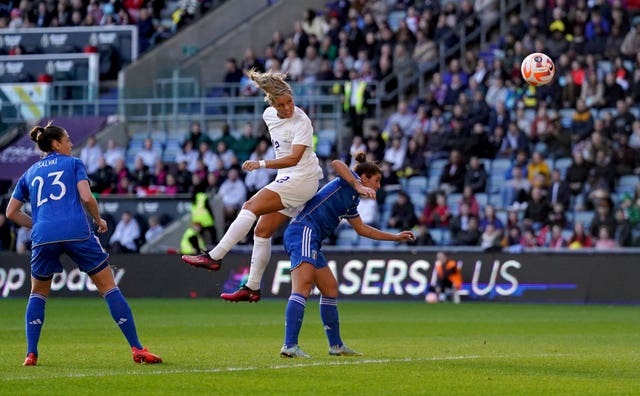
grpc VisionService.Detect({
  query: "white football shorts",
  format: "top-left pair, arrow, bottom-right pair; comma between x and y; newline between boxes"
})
265,176 -> 320,218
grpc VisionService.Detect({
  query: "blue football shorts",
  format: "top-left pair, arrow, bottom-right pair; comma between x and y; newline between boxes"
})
30,235 -> 109,280
284,222 -> 327,270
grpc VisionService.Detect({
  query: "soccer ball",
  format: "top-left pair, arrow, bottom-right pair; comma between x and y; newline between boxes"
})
520,52 -> 555,87
425,292 -> 439,304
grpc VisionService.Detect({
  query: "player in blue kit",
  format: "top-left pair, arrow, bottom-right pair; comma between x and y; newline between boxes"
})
5,122 -> 162,366
279,152 -> 415,358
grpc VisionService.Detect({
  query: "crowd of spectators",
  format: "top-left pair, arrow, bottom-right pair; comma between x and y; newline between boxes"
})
4,0 -> 640,253
0,0 -> 218,55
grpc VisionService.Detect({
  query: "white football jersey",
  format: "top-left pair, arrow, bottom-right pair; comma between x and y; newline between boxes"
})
262,106 -> 323,181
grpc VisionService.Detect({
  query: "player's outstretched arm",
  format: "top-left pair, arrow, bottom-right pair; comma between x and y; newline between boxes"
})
331,160 -> 376,199
242,144 -> 306,171
348,216 -> 415,242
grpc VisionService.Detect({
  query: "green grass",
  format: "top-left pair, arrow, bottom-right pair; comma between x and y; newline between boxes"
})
1,299 -> 639,395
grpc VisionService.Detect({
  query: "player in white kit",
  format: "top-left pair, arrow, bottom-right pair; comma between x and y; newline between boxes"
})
182,69 -> 376,302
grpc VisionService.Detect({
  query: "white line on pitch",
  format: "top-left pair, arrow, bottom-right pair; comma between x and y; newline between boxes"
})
3,353 -> 569,381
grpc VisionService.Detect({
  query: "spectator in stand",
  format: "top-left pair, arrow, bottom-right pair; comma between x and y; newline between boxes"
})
463,156 -> 488,194
281,48 -> 303,82
501,166 -> 531,208
218,167 -> 247,226
547,169 -> 571,209
480,223 -> 503,251
568,220 -> 594,249
136,7 -> 155,53
301,45 -> 323,83
144,215 -> 164,244
347,135 -> 367,167
163,173 -> 179,195
383,137 -> 405,172
449,202 -> 473,242
504,150 -> 529,180
439,149 -> 466,194
613,207 -> 633,247
565,150 -> 591,197
135,137 -> 159,169
401,137 -> 426,178
458,185 -> 480,218
547,224 -> 567,248
365,124 -> 386,162
89,156 -> 117,194
595,226 -> 619,249
234,122 -> 258,164
109,211 -> 141,253
80,135 -> 102,175
386,191 -> 418,230
527,151 -> 551,188
131,157 -> 151,190
103,139 -> 125,169
184,121 -> 211,149
451,216 -> 481,246
301,8 -> 327,40
479,204 -> 504,232
173,161 -> 193,193
175,140 -> 199,173
422,192 -> 451,228
580,70 -> 605,109
213,140 -> 237,171
151,159 -> 168,187
571,98 -> 595,143
523,186 -> 551,231
385,100 -> 416,136
223,58 -> 244,92
197,141 -> 219,173
589,198 -> 616,239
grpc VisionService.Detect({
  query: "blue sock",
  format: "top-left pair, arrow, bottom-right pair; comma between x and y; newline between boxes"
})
25,293 -> 47,356
104,287 -> 142,349
284,293 -> 307,348
320,296 -> 342,347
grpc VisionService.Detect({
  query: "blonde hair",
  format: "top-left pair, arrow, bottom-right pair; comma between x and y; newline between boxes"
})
247,68 -> 293,105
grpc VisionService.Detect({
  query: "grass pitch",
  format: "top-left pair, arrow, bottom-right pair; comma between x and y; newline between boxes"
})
0,298 -> 639,395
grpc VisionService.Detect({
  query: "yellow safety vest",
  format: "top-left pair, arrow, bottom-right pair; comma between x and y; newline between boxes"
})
191,192 -> 214,228
180,226 -> 205,254
343,80 -> 367,114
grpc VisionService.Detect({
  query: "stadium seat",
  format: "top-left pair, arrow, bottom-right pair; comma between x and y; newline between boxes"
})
616,175 -> 639,195
490,158 -> 512,177
552,157 -> 572,178
429,158 -> 448,177
406,176 -> 428,194
447,193 -> 462,216
573,211 -> 595,229
409,192 -> 427,215
475,192 -> 488,207
429,228 -> 451,246
336,228 -> 358,247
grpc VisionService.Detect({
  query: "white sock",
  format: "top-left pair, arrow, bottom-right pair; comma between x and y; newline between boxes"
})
209,209 -> 257,260
245,236 -> 271,290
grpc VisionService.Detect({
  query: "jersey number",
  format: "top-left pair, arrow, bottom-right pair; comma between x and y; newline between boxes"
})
32,171 -> 67,207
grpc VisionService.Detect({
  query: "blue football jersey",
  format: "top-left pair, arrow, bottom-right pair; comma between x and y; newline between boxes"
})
12,152 -> 93,247
291,171 -> 361,240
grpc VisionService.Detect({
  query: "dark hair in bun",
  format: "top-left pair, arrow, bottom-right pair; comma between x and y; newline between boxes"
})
352,151 -> 381,178
29,120 -> 66,153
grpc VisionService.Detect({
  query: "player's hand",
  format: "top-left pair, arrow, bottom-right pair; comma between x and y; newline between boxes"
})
95,218 -> 108,233
395,231 -> 415,242
355,184 -> 376,199
242,160 -> 260,171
